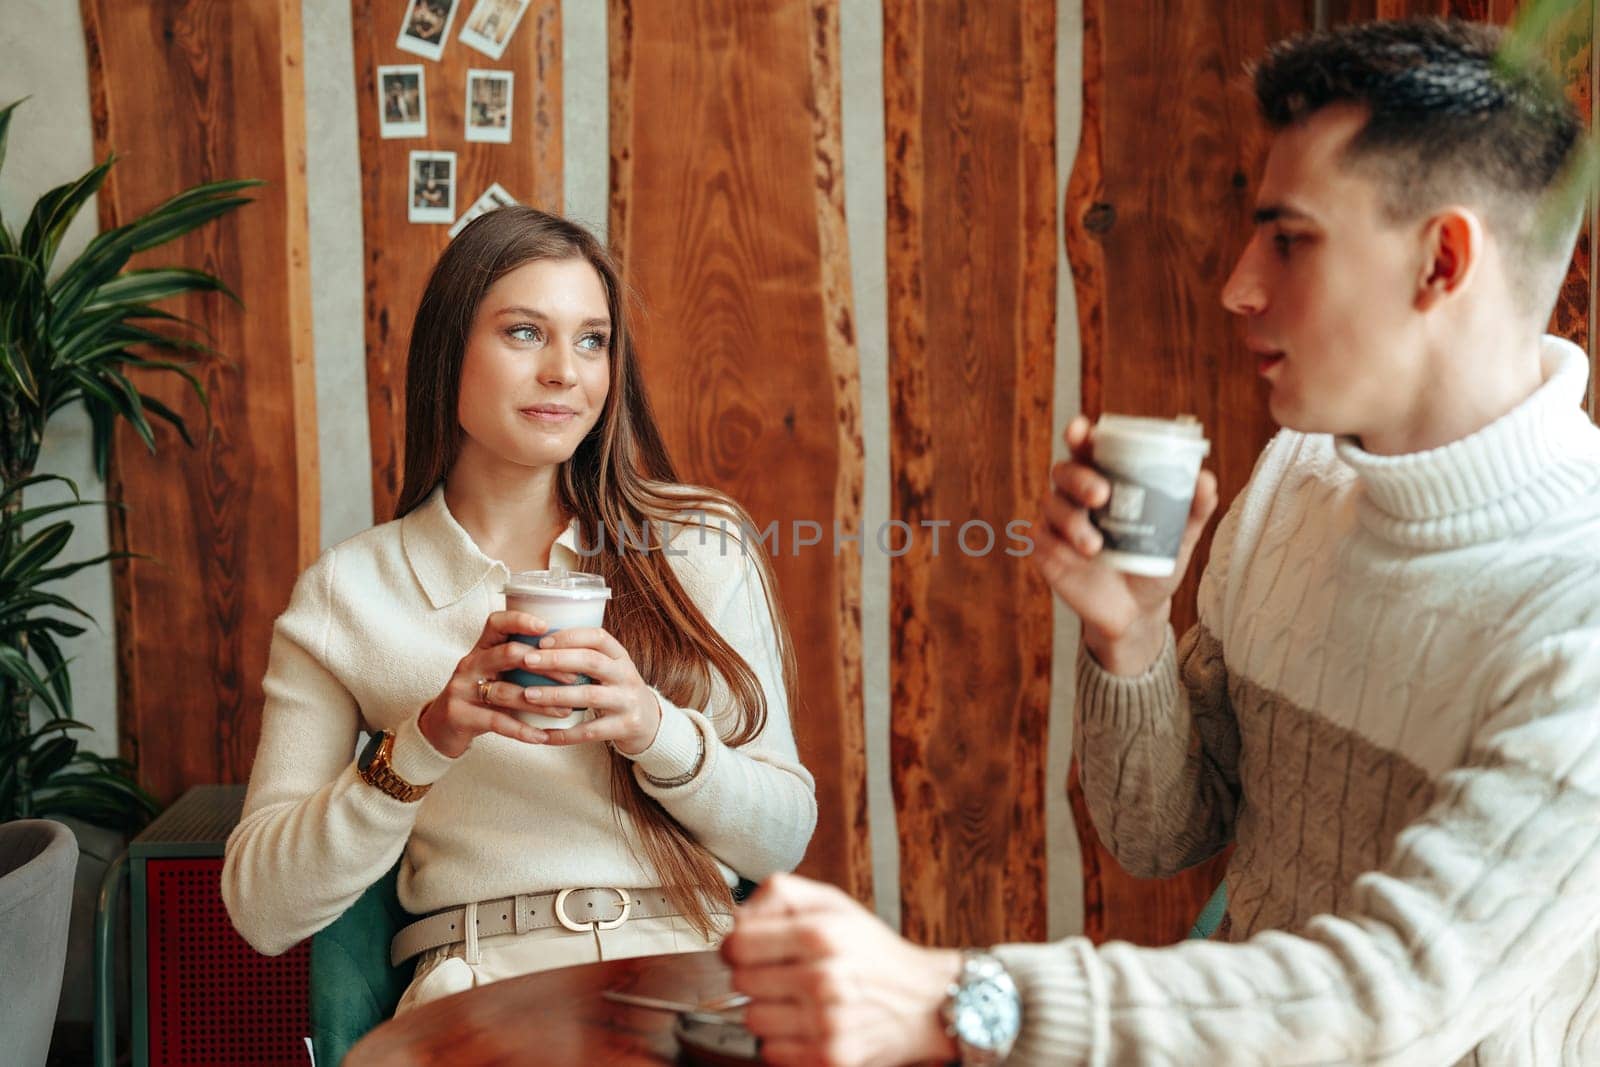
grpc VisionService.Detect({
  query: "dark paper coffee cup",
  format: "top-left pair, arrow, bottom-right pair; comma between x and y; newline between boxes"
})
501,570 -> 611,729
1088,414 -> 1210,577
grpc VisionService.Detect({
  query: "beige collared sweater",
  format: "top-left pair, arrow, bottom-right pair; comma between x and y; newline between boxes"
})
222,488 -> 816,956
993,337 -> 1600,1064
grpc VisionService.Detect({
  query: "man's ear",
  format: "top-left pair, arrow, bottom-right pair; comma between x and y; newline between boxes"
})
1416,207 -> 1483,310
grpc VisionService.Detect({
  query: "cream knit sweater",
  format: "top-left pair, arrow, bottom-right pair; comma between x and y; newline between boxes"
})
222,488 -> 816,956
994,337 -> 1600,1064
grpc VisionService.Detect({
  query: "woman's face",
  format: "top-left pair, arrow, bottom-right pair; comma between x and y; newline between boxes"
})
454,257 -> 612,478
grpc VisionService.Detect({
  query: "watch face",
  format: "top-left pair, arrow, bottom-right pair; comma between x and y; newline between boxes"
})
954,978 -> 1021,1050
357,730 -> 384,773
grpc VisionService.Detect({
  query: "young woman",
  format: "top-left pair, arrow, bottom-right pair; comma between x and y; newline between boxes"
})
222,207 -> 816,1012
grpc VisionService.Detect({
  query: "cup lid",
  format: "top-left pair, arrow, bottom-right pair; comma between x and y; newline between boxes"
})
503,569 -> 612,599
1095,413 -> 1206,439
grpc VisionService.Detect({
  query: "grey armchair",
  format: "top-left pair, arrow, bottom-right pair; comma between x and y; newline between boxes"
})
0,819 -> 79,1067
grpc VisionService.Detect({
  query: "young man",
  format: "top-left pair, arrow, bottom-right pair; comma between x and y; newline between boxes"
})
723,18 -> 1600,1066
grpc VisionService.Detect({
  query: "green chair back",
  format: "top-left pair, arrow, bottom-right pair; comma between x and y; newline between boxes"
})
310,863 -> 415,1066
1186,881 -> 1228,940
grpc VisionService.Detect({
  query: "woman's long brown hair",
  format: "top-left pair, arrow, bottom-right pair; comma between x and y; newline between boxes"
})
394,207 -> 798,936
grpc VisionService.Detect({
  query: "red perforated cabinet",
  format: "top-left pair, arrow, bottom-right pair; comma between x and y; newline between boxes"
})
130,785 -> 311,1067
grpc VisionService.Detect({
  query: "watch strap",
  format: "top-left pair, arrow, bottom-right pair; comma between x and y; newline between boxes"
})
359,731 -> 432,802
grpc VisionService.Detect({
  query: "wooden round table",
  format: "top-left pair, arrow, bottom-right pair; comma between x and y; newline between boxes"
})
344,950 -> 742,1065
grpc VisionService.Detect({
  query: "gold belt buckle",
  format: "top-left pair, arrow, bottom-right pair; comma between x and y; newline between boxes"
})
555,887 -> 633,932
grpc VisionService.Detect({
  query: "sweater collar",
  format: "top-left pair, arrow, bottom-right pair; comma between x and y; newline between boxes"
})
1333,335 -> 1600,550
401,485 -> 584,609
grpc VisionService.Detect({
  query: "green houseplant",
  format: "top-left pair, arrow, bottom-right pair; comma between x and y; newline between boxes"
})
0,97 -> 261,833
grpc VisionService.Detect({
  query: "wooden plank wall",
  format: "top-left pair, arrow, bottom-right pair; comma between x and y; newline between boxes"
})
80,0 -> 319,803
1067,0 -> 1314,945
608,0 -> 872,902
883,0 -> 1057,948
350,0 -> 563,522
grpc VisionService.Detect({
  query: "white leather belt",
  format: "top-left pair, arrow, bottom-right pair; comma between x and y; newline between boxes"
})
389,887 -> 723,966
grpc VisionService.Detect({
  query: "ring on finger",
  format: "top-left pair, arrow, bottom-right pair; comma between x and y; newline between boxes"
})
476,677 -> 495,705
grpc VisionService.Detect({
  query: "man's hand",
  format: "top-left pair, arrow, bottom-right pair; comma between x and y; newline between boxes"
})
1034,414 -> 1218,674
721,874 -> 963,1067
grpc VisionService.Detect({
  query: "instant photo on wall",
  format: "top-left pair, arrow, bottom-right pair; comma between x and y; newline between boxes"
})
377,64 -> 426,139
459,0 -> 532,61
408,150 -> 457,224
465,69 -> 513,144
449,181 -> 519,238
397,0 -> 460,62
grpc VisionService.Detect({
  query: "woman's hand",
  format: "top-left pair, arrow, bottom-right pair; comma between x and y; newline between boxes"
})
417,610 -> 555,759
512,627 -> 664,755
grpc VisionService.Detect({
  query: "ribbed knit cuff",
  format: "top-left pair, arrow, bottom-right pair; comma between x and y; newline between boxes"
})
992,938 -> 1099,1065
1076,626 -> 1182,731
389,710 -> 458,785
621,694 -> 707,784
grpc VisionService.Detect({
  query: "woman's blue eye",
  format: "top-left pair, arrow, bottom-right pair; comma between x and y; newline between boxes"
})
578,333 -> 610,352
1272,232 -> 1298,257
508,324 -> 542,343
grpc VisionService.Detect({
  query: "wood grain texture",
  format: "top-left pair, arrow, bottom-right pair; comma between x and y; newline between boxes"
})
1066,0 -> 1311,946
608,0 -> 871,902
884,0 -> 1056,948
350,0 -> 562,521
80,0 -> 319,802
346,951 -> 737,1066
1328,0 -> 1518,20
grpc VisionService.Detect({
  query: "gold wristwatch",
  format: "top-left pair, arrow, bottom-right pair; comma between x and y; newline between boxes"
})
357,730 -> 431,802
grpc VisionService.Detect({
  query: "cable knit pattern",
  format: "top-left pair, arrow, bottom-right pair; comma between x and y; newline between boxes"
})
222,487 -> 816,956
997,337 -> 1600,1064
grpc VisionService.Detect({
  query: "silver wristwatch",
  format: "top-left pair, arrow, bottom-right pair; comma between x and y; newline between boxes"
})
940,950 -> 1021,1065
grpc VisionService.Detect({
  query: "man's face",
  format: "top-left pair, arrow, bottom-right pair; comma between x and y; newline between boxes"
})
1222,105 -> 1428,438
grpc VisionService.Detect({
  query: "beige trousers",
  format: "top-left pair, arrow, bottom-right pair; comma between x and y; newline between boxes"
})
394,907 -> 731,1015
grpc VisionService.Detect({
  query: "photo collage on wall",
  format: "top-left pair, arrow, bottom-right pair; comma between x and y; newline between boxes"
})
387,0 -> 532,228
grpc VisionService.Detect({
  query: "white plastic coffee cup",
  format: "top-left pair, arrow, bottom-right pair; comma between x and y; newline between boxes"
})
501,569 -> 612,729
1088,414 -> 1211,577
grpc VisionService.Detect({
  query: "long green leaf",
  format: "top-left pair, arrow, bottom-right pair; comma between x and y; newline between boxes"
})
11,615 -> 88,640
49,183 -> 257,320
84,396 -> 115,481
70,328 -> 216,369
86,267 -> 238,311
0,473 -> 78,509
30,735 -> 77,781
100,372 -> 157,453
24,718 -> 92,740
0,249 -> 44,317
32,779 -> 156,832
0,339 -> 40,405
0,589 -> 97,624
139,178 -> 263,224
0,646 -> 60,716
20,156 -> 113,272
0,496 -> 104,539
30,629 -> 71,712
123,355 -> 210,407
0,521 -> 72,582
33,551 -> 125,585
121,195 -> 256,256
136,393 -> 196,447
47,303 -> 129,363
0,97 -> 25,189
47,313 -> 216,387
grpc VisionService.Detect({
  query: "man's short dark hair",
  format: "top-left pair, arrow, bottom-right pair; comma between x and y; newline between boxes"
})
1254,18 -> 1585,320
